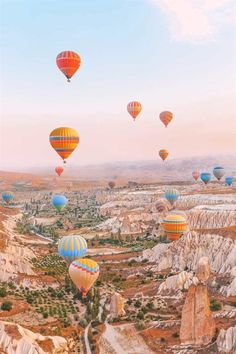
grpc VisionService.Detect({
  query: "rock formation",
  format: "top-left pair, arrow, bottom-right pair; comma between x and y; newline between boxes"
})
158,271 -> 198,296
180,258 -> 215,346
110,292 -> 125,318
217,325 -> 236,353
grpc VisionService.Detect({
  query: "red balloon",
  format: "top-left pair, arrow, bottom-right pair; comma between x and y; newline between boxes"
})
55,166 -> 64,177
56,51 -> 81,82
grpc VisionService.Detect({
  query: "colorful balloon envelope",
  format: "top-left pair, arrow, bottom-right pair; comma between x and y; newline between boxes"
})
108,181 -> 115,189
159,149 -> 169,161
165,189 -> 180,206
213,166 -> 225,181
2,192 -> 14,205
58,235 -> 87,262
225,176 -> 234,186
55,166 -> 64,177
155,198 -> 171,213
192,170 -> 200,181
49,127 -> 79,163
69,258 -> 99,295
56,51 -> 81,82
127,101 -> 142,121
52,194 -> 68,211
200,172 -> 211,185
159,111 -> 173,128
162,214 -> 188,241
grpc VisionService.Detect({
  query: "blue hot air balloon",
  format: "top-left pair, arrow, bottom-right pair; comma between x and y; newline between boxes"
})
213,166 -> 225,181
2,192 -> 14,205
200,172 -> 211,185
165,189 -> 180,206
58,235 -> 87,262
225,176 -> 234,186
52,194 -> 68,211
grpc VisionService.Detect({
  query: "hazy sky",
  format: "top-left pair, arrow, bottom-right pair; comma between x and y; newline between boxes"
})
1,0 -> 236,170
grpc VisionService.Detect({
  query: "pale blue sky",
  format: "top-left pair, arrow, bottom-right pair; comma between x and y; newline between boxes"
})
0,0 -> 235,170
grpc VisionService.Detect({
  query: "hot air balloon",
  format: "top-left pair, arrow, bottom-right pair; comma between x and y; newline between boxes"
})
127,101 -> 142,121
165,189 -> 180,206
69,258 -> 99,295
159,111 -> 173,128
55,166 -> 64,177
162,214 -> 188,241
192,170 -> 200,181
58,235 -> 87,262
52,194 -> 68,211
49,127 -> 79,163
213,166 -> 225,181
159,149 -> 169,161
56,51 -> 81,82
225,176 -> 234,186
108,181 -> 115,189
155,198 -> 171,213
2,192 -> 14,205
200,172 -> 211,185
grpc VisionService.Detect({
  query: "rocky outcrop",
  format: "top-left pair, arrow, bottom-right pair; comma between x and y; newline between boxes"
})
180,284 -> 215,346
110,292 -> 125,318
142,232 -> 236,275
217,325 -> 236,353
196,257 -> 211,283
0,321 -> 69,353
157,271 -> 198,295
220,277 -> 236,297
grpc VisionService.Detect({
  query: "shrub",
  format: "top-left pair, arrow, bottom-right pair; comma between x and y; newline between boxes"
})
0,288 -> 7,298
210,299 -> 221,312
43,312 -> 48,318
1,301 -> 12,311
137,311 -> 144,320
172,332 -> 179,338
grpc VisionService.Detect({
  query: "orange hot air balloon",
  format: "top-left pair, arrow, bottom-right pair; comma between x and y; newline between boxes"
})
69,258 -> 99,295
49,127 -> 80,163
159,149 -> 169,161
159,111 -> 173,127
162,214 -> 188,241
55,166 -> 64,177
56,51 -> 81,82
127,101 -> 142,121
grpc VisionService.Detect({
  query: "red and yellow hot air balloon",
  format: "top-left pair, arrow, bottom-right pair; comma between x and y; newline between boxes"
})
69,258 -> 99,296
49,127 -> 79,163
127,101 -> 142,121
162,214 -> 188,241
55,166 -> 64,177
56,51 -> 81,82
159,111 -> 173,128
159,149 -> 169,161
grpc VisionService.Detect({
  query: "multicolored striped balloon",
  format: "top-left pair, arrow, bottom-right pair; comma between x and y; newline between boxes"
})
200,172 -> 211,185
159,149 -> 169,161
56,51 -> 81,82
159,111 -> 173,128
165,188 -> 180,206
69,258 -> 99,295
127,101 -> 142,121
225,176 -> 234,186
192,170 -> 200,181
155,198 -> 171,213
2,192 -> 14,205
162,214 -> 188,241
58,235 -> 87,262
52,194 -> 68,212
213,166 -> 225,181
49,127 -> 79,163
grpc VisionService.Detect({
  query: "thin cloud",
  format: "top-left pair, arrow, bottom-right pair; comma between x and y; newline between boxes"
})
150,0 -> 236,42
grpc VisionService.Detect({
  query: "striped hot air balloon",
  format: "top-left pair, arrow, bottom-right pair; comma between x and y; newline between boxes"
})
2,192 -> 14,205
155,198 -> 171,213
213,166 -> 225,181
127,101 -> 142,121
162,214 -> 188,241
159,111 -> 173,128
52,194 -> 68,212
55,166 -> 64,177
165,189 -> 180,206
200,172 -> 211,185
159,149 -> 169,161
69,258 -> 99,295
56,51 -> 81,82
58,235 -> 87,262
192,170 -> 200,181
225,176 -> 234,186
49,127 -> 79,163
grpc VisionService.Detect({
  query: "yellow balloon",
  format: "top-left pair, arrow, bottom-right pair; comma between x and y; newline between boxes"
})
69,258 -> 99,295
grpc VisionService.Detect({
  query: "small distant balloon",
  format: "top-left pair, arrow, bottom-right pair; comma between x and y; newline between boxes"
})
2,192 -> 14,205
127,101 -> 142,121
56,51 -> 81,82
69,258 -> 99,296
108,181 -> 115,189
225,176 -> 234,186
192,170 -> 200,181
159,149 -> 169,161
55,166 -> 64,177
213,166 -> 225,181
58,235 -> 87,262
52,194 -> 68,212
200,172 -> 211,185
159,111 -> 173,128
49,127 -> 79,163
165,188 -> 180,206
